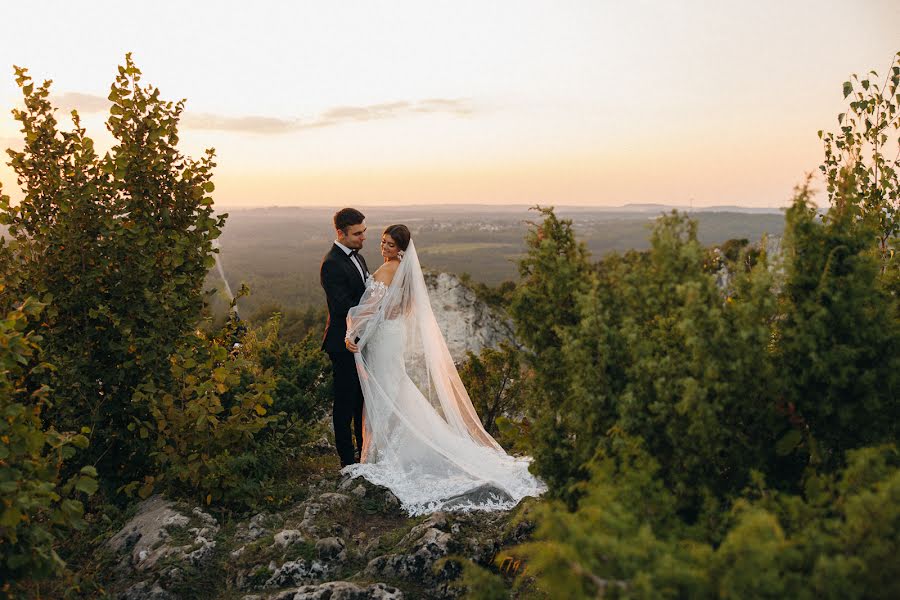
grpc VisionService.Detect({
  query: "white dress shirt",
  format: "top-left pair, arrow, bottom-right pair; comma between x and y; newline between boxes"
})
334,240 -> 366,282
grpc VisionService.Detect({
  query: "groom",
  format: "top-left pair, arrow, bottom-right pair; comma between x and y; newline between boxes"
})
320,208 -> 369,467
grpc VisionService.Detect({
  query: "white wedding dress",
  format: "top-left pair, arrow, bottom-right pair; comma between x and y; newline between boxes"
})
341,240 -> 546,516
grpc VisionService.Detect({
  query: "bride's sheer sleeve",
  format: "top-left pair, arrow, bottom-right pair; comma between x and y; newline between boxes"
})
346,279 -> 389,350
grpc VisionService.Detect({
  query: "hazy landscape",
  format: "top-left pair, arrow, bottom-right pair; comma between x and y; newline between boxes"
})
213,204 -> 786,318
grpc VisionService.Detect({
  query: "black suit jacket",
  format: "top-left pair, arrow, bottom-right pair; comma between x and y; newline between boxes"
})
320,243 -> 370,353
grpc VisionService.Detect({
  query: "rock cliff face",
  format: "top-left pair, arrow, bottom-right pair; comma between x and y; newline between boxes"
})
423,272 -> 515,362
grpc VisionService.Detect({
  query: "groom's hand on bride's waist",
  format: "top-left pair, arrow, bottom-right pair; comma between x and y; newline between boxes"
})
345,337 -> 359,352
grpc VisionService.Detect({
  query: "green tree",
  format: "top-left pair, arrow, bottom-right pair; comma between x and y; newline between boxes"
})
776,180 -> 899,468
502,441 -> 899,600
0,295 -> 96,589
508,207 -> 593,497
0,55 -> 226,487
459,342 -> 532,442
819,51 -> 900,273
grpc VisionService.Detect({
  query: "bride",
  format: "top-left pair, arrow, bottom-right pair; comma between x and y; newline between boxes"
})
342,224 -> 546,516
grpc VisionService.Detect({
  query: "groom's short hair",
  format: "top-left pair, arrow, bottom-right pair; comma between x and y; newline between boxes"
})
334,208 -> 366,233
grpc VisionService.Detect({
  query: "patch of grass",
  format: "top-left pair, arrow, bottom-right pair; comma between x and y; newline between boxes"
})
283,539 -> 317,563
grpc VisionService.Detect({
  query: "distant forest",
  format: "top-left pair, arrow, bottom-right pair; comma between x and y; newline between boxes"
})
210,205 -> 786,320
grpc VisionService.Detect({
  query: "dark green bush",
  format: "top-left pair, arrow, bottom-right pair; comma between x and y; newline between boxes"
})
0,296 -> 96,588
0,56 -> 225,489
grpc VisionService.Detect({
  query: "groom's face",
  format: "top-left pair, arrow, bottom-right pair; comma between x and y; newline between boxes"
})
339,222 -> 366,250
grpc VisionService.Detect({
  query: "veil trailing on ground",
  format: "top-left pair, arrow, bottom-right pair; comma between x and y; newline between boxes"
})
343,240 -> 546,515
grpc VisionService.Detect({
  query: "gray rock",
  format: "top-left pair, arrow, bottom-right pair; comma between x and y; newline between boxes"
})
399,512 -> 449,547
235,512 -> 272,543
351,484 -> 367,498
106,495 -> 220,572
118,580 -> 176,600
264,559 -> 328,588
424,271 -> 515,362
270,581 -> 404,600
299,502 -> 323,535
305,435 -> 334,455
366,516 -> 454,582
318,492 -> 351,507
274,529 -> 305,548
383,491 -> 401,510
315,536 -> 346,562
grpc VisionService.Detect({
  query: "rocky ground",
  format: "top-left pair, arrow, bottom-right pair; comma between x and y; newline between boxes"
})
72,440 -> 539,600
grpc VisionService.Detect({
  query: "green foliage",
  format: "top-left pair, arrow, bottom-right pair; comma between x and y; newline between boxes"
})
0,55 -> 226,487
458,273 -> 517,310
458,342 -> 532,440
514,188 -> 897,509
819,51 -> 900,272
127,309 -> 332,510
243,313 -> 332,422
0,296 -> 96,586
491,54 -> 900,598
514,208 -> 783,507
504,441 -> 899,600
610,212 -> 782,504
502,439 -> 709,599
245,303 -> 328,343
777,181 -> 899,467
508,206 -> 593,496
129,318 -> 279,508
437,556 -> 509,600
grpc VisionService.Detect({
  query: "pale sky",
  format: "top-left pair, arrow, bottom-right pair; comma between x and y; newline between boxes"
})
0,0 -> 898,208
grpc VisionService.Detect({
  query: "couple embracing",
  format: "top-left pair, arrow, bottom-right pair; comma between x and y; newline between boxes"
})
320,208 -> 545,516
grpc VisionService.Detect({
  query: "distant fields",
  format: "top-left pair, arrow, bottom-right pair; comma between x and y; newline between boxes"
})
208,205 -> 786,318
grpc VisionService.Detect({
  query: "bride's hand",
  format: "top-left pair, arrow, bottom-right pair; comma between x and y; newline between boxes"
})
345,338 -> 359,352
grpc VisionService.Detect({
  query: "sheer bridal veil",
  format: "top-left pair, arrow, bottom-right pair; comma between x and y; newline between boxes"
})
343,240 -> 546,515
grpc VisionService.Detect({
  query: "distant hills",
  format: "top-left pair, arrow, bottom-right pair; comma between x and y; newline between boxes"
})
209,205 -> 786,319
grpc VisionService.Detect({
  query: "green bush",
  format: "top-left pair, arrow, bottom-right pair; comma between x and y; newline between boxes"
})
0,296 -> 96,587
491,54 -> 900,598
129,318 -> 279,508
777,181 -> 899,468
458,342 -> 533,443
511,208 -> 783,508
0,55 -> 225,488
126,310 -> 332,510
508,207 -> 594,498
502,440 -> 899,600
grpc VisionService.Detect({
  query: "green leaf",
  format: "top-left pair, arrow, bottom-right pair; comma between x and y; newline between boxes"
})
138,483 -> 154,499
776,429 -> 803,456
842,81 -> 853,98
0,507 -> 22,527
75,476 -> 98,495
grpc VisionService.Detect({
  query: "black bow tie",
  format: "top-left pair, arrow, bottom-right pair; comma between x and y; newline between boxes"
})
348,249 -> 358,257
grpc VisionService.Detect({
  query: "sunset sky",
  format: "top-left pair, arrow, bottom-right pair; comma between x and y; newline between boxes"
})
1,0 -> 898,208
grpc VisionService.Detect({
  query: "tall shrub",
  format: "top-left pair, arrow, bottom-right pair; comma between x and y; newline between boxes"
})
0,55 -> 226,486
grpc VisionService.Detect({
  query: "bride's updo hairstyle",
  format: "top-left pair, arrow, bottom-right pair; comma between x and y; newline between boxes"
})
383,224 -> 411,251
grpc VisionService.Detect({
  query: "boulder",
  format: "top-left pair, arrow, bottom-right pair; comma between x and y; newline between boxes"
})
106,495 -> 219,572
269,581 -> 404,600
274,529 -> 305,548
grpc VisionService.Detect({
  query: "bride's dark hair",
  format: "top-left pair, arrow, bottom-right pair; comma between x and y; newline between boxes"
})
383,224 -> 411,251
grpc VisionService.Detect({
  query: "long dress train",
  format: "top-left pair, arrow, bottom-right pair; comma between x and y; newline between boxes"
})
340,241 -> 546,516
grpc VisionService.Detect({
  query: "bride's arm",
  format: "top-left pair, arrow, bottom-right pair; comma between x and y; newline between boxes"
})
345,278 -> 389,352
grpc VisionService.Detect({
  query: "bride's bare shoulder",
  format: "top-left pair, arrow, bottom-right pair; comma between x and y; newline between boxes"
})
373,261 -> 399,285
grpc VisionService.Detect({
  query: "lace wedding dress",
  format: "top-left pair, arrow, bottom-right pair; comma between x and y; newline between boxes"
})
341,240 -> 546,516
